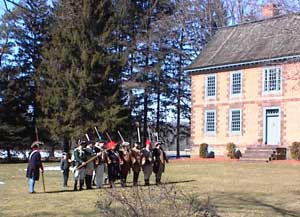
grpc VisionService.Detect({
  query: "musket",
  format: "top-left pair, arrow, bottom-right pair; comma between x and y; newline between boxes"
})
85,133 -> 90,141
35,127 -> 39,142
71,154 -> 99,172
35,126 -> 45,192
136,122 -> 141,143
105,131 -> 112,142
117,130 -> 125,143
147,126 -> 151,141
41,172 -> 46,192
154,132 -> 159,142
94,126 -> 102,140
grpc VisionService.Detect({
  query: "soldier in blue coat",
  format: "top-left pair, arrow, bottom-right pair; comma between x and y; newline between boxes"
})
26,142 -> 44,193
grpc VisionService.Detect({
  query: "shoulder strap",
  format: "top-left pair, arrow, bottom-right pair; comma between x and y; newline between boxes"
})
29,150 -> 38,160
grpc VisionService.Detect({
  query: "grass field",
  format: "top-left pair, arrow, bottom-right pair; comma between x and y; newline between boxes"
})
1,160 -> 300,217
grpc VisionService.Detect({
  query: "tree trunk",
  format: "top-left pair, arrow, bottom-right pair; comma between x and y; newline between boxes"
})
6,148 -> 11,161
63,137 -> 70,153
176,69 -> 182,159
176,32 -> 184,159
156,71 -> 161,138
143,88 -> 148,146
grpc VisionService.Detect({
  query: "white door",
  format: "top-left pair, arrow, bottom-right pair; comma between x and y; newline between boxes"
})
265,109 -> 280,145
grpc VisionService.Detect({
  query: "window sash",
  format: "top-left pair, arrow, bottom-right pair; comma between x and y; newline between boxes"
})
205,75 -> 216,98
230,109 -> 241,134
205,110 -> 216,134
263,67 -> 282,93
230,71 -> 242,96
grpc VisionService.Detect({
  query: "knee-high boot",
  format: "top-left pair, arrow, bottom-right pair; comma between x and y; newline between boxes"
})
74,180 -> 78,191
85,175 -> 92,189
133,172 -> 139,186
156,177 -> 161,185
79,180 -> 84,191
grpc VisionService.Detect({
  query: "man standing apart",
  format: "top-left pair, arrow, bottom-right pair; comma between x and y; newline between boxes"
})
152,142 -> 168,185
26,142 -> 44,193
60,152 -> 70,190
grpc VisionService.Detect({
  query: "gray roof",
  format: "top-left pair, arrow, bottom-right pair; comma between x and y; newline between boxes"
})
187,13 -> 300,73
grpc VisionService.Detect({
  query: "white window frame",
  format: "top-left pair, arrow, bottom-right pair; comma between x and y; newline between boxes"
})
205,74 -> 217,99
230,71 -> 243,97
262,66 -> 282,94
229,108 -> 242,135
204,110 -> 216,135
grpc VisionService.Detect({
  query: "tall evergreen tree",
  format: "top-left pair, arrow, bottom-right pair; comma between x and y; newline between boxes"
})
0,0 -> 51,154
0,66 -> 32,158
37,0 -> 129,145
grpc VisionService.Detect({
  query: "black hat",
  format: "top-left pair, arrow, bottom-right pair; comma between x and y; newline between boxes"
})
155,141 -> 162,147
79,140 -> 87,146
96,138 -> 107,143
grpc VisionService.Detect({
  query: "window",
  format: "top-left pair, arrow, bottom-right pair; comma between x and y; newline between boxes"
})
230,109 -> 242,134
205,110 -> 216,134
205,74 -> 216,98
230,71 -> 242,96
263,67 -> 282,93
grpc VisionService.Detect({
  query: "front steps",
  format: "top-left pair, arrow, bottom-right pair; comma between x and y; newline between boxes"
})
240,145 -> 278,162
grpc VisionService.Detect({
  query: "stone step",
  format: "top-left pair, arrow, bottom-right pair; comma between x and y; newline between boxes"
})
242,153 -> 273,158
240,145 -> 277,162
239,158 -> 270,163
245,146 -> 277,151
243,150 -> 274,155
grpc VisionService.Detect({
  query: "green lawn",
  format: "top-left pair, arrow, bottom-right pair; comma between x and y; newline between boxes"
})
1,161 -> 300,217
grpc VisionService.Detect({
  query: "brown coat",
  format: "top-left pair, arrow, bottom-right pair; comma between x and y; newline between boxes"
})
130,147 -> 141,173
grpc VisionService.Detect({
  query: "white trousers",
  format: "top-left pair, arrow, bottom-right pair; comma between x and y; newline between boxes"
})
74,168 -> 85,181
95,164 -> 105,188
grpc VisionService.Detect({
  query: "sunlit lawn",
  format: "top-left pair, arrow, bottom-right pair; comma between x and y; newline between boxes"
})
1,160 -> 300,217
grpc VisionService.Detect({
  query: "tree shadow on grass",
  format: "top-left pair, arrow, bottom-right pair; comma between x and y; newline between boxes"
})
23,211 -> 56,217
44,179 -> 196,194
213,191 -> 300,217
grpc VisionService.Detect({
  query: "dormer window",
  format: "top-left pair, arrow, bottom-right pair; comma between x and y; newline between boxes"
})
263,67 -> 282,93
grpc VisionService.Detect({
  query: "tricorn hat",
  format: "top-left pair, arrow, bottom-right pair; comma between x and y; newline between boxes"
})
122,142 -> 130,146
79,140 -> 87,146
31,141 -> 44,149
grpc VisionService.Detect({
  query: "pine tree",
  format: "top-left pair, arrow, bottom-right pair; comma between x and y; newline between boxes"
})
0,0 -> 51,153
0,66 -> 32,158
37,0 -> 129,144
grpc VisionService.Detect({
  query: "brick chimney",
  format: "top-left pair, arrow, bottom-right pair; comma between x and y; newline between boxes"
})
262,3 -> 280,18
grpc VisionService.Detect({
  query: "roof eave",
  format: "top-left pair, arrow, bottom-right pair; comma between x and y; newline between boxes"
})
186,54 -> 300,75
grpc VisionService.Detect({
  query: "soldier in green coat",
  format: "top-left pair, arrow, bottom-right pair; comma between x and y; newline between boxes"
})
73,140 -> 87,191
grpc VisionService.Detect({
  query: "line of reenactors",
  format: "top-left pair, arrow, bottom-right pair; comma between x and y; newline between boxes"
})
66,139 -> 168,191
